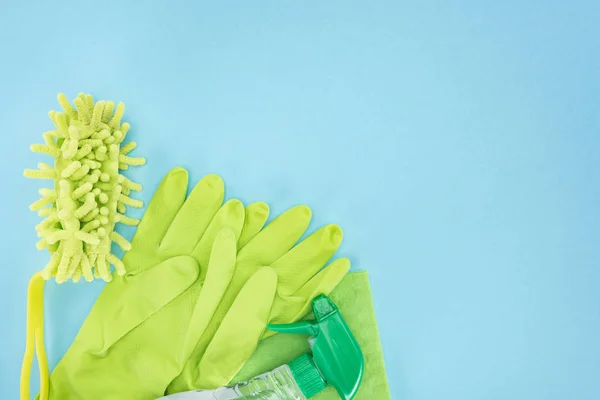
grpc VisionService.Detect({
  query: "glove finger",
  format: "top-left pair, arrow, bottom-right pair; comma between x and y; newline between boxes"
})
191,199 -> 245,269
197,267 -> 277,389
236,205 -> 312,270
132,167 -> 188,249
238,202 -> 270,250
160,174 -> 225,253
180,228 -> 237,363
76,256 -> 199,351
271,224 -> 343,296
263,257 -> 350,339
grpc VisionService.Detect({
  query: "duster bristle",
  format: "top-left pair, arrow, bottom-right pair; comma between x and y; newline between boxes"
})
25,93 -> 146,283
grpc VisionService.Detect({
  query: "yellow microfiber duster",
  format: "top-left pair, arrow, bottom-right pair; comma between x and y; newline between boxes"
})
20,93 -> 146,399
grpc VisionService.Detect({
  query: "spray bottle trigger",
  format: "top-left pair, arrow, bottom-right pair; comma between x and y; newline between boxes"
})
267,321 -> 320,337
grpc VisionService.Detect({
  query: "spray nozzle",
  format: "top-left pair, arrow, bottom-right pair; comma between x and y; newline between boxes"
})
268,294 -> 364,400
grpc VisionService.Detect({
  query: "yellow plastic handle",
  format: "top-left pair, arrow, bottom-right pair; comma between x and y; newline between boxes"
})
20,273 -> 49,400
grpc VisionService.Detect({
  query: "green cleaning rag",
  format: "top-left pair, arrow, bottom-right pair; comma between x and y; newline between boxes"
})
234,271 -> 391,400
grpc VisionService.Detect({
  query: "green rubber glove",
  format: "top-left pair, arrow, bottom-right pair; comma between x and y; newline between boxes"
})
167,201 -> 350,392
43,168 -> 255,399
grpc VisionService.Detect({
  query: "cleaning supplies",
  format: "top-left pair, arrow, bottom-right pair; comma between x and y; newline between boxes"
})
21,93 -> 145,400
157,294 -> 364,400
42,168 -> 349,400
237,272 -> 391,400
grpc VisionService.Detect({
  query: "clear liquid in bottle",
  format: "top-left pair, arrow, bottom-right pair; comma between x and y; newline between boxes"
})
207,365 -> 306,400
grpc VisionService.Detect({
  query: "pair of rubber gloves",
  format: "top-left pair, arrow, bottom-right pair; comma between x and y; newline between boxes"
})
43,167 -> 350,400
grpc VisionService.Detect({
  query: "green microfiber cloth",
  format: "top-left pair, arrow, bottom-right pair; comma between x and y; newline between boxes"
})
234,271 -> 391,400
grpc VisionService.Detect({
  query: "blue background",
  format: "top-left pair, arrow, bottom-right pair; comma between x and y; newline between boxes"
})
1,1 -> 599,399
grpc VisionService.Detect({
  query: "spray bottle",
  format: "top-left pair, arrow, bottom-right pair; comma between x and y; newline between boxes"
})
159,294 -> 364,400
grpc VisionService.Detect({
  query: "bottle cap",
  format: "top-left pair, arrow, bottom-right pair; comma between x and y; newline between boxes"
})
289,353 -> 327,398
